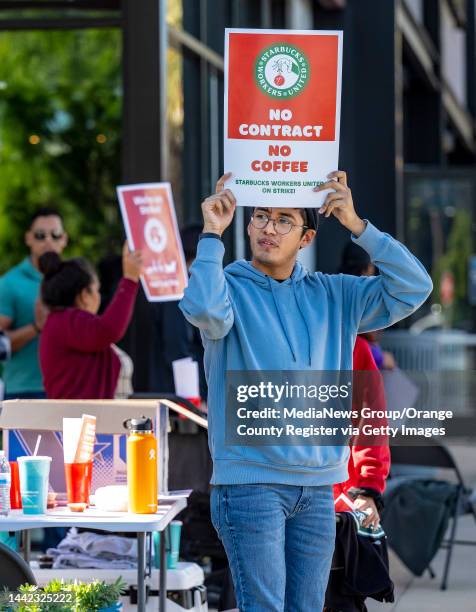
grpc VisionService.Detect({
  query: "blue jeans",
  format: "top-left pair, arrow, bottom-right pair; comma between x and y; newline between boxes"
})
211,484 -> 336,612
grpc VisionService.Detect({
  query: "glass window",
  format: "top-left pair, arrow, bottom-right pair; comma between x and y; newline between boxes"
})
441,0 -> 467,107
406,171 -> 476,328
404,0 -> 424,24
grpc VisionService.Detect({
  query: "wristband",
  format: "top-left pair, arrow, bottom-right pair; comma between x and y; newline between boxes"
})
347,486 -> 384,512
199,232 -> 223,241
32,322 -> 41,335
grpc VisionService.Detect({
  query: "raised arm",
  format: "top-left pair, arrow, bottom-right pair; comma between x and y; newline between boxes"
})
65,244 -> 141,351
179,174 -> 235,340
65,278 -> 138,351
315,171 -> 432,332
346,224 -> 433,332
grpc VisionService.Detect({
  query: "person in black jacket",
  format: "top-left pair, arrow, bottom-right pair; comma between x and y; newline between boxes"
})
325,512 -> 394,612
149,223 -> 207,398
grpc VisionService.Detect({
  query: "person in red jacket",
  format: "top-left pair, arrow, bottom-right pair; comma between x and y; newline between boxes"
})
334,335 -> 390,528
39,243 -> 142,399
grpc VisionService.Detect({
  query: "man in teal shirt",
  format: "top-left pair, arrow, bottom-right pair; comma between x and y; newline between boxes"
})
0,208 -> 68,398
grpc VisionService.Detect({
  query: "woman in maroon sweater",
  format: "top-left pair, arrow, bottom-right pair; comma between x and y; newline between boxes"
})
39,244 -> 142,399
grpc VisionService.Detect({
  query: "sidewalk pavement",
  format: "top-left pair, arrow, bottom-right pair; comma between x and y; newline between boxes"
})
368,443 -> 476,612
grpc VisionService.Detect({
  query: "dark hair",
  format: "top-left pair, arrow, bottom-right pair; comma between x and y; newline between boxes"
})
180,223 -> 202,261
39,252 -> 96,308
29,207 -> 63,229
339,241 -> 371,276
302,208 -> 319,231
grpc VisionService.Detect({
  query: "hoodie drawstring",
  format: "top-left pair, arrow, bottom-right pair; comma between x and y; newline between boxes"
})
293,279 -> 312,366
268,278 -> 297,362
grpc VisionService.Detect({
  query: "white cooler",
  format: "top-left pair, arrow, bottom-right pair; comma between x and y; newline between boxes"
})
33,561 -> 208,611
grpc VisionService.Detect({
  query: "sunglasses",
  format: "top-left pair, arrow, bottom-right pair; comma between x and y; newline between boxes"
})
33,230 -> 64,242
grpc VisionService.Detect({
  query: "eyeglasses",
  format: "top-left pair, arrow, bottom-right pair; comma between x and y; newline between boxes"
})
33,230 -> 64,242
250,212 -> 308,235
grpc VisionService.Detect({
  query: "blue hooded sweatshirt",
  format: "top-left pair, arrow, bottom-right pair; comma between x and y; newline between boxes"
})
179,222 -> 432,486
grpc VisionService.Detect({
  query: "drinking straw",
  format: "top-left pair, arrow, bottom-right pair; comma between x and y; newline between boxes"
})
33,434 -> 42,457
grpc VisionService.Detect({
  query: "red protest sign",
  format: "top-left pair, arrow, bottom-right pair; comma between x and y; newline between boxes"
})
224,29 -> 343,208
117,183 -> 188,302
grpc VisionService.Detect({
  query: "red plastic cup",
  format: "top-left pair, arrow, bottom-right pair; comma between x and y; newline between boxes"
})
64,461 -> 93,506
9,461 -> 22,510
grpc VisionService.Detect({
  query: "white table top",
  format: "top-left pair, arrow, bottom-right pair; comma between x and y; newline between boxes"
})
0,494 -> 188,532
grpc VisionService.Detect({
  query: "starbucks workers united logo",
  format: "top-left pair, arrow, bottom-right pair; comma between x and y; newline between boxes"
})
255,43 -> 310,98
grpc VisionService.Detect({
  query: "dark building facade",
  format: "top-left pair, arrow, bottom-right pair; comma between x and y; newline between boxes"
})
1,0 -> 475,388
176,0 -> 476,333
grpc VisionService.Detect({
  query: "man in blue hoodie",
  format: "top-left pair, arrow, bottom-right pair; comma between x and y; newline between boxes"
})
179,170 -> 432,612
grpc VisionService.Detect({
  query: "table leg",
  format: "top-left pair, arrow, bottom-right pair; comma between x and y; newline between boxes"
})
147,532 -> 152,578
22,530 -> 31,564
137,532 -> 146,612
159,529 -> 166,612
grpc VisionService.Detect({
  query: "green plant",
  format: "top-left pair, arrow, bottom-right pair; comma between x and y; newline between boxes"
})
1,580 -> 72,612
73,577 -> 126,611
1,577 -> 126,612
0,28 -> 123,272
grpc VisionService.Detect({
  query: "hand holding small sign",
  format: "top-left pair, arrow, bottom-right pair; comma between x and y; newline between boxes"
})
122,241 -> 143,283
202,172 -> 237,237
315,170 -> 366,237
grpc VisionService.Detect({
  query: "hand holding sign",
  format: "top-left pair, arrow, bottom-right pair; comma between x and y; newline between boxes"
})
315,170 -> 366,237
117,183 -> 187,301
202,172 -> 237,237
122,241 -> 143,282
